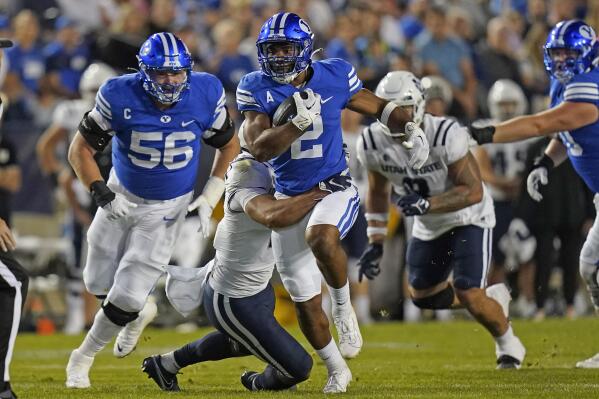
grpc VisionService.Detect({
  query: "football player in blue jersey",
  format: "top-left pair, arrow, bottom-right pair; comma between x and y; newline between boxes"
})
64,32 -> 240,388
237,12 -> 429,383
468,20 -> 599,368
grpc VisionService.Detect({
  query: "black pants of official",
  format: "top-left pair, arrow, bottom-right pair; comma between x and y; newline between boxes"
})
0,250 -> 28,384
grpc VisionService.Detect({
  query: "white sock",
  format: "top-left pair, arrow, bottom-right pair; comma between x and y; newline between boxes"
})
315,338 -> 348,375
328,282 -> 351,313
321,287 -> 332,322
495,325 -> 515,347
78,309 -> 122,357
160,351 -> 180,374
353,295 -> 372,324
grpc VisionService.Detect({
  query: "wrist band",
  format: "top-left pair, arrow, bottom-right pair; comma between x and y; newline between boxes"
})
365,213 -> 388,223
536,154 -> 555,170
202,176 -> 225,209
380,102 -> 398,126
367,227 -> 387,237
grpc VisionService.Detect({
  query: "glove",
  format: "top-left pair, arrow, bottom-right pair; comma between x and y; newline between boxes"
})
90,181 -> 137,221
188,195 -> 213,238
402,122 -> 429,170
468,124 -> 495,144
357,243 -> 383,282
291,88 -> 321,132
397,192 -> 430,216
526,155 -> 553,202
319,174 -> 352,193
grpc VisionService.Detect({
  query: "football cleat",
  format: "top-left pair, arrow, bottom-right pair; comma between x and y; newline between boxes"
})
114,300 -> 157,358
142,355 -> 180,391
0,382 -> 17,399
576,353 -> 599,369
486,283 -> 512,319
323,367 -> 352,394
496,336 -> 526,370
241,371 -> 260,391
65,349 -> 94,388
333,307 -> 363,359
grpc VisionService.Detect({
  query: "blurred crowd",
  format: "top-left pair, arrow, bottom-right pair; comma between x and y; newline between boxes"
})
0,0 -> 598,331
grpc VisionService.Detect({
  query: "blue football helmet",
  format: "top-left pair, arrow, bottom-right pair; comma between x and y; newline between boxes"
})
137,32 -> 193,104
256,12 -> 314,84
544,20 -> 599,83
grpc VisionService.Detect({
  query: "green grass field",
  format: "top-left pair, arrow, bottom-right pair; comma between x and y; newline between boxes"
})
10,318 -> 599,398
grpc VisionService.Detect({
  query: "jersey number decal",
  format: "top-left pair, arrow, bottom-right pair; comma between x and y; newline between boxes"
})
402,177 -> 430,197
129,130 -> 195,170
559,131 -> 583,156
290,115 -> 323,159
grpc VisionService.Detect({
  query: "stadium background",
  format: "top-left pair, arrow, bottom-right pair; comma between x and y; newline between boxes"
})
2,0 -> 599,397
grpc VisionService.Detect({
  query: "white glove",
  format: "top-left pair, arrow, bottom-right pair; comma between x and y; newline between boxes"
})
402,122 -> 429,170
526,166 -> 548,202
187,195 -> 213,238
291,88 -> 321,132
103,193 -> 137,221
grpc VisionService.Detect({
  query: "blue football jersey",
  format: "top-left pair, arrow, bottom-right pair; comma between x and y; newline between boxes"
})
550,68 -> 599,193
94,72 -> 226,200
236,58 -> 363,195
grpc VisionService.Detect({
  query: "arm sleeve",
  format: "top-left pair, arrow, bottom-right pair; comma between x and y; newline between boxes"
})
232,187 -> 268,212
236,76 -> 266,113
563,78 -> 599,106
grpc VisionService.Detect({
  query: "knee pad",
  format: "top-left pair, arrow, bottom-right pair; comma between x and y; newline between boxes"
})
580,261 -> 599,286
412,285 -> 455,309
102,301 -> 139,326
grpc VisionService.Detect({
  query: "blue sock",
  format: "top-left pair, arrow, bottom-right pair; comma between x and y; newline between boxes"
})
173,331 -> 250,368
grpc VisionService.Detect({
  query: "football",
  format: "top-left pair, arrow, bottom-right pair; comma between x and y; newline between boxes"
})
271,91 -> 309,127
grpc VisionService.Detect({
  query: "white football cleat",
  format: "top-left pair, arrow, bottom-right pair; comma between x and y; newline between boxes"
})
65,349 -> 94,388
333,307 -> 363,359
113,300 -> 158,358
496,335 -> 526,370
486,283 -> 512,318
576,353 -> 599,368
323,367 -> 352,394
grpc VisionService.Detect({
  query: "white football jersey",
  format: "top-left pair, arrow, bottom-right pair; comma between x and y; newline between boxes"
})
357,114 -> 495,240
210,153 -> 275,298
52,98 -> 92,141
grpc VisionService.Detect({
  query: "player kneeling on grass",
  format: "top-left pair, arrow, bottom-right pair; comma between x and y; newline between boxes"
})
356,71 -> 526,369
143,144 -> 351,392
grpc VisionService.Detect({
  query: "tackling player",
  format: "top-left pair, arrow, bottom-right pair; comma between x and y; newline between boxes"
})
469,20 -> 599,368
357,71 -> 526,369
238,13 -> 429,366
65,32 -> 240,388
143,127 -> 351,393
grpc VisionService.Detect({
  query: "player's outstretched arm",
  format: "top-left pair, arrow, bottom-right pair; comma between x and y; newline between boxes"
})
471,101 -> 599,144
68,132 -> 103,189
428,152 -> 483,213
346,88 -> 413,133
244,187 -> 328,229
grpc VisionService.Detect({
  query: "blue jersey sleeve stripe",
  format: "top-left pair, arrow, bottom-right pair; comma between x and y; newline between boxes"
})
237,88 -> 254,96
347,67 -> 355,78
95,104 -> 112,120
97,91 -> 111,110
349,75 -> 358,86
566,83 -> 598,88
236,93 -> 256,103
95,97 -> 112,118
350,79 -> 362,93
236,98 -> 258,106
564,95 -> 599,101
564,88 -> 599,96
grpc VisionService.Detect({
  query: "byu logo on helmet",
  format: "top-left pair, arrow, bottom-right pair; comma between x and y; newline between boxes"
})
543,20 -> 599,83
256,13 -> 314,84
137,32 -> 193,104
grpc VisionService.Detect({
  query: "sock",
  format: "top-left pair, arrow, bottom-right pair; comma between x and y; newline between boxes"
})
78,309 -> 122,357
353,294 -> 372,324
328,281 -> 350,312
315,338 -> 347,375
321,286 -> 332,322
173,331 -> 250,369
160,351 -> 180,374
495,325 -> 515,347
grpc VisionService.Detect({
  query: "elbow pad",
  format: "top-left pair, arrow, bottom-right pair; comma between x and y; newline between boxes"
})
203,108 -> 235,148
78,111 -> 113,151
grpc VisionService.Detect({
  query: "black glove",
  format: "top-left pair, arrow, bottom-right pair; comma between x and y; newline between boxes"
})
357,243 -> 383,282
319,174 -> 352,193
90,180 -> 116,208
397,192 -> 430,216
468,124 -> 495,144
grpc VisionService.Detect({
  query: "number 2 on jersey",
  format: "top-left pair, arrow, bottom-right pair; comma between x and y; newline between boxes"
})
129,130 -> 195,170
290,115 -> 323,159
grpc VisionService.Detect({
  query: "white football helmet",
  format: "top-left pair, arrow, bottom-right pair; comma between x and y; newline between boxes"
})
375,71 -> 425,136
421,75 -> 453,105
79,63 -> 117,104
487,79 -> 527,122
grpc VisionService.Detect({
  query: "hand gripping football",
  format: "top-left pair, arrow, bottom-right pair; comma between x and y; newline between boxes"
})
271,91 -> 309,127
